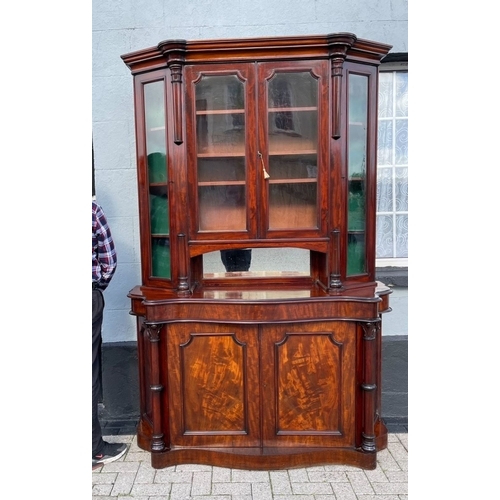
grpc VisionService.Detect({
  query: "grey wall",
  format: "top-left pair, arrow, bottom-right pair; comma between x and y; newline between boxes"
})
92,0 -> 408,343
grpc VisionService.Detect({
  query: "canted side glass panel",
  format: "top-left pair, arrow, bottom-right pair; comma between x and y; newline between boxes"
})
151,238 -> 171,277
267,72 -> 318,229
347,74 -> 368,275
144,80 -> 170,278
195,75 -> 247,231
145,81 -> 167,182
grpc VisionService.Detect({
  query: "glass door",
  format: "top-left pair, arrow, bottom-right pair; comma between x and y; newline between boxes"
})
258,61 -> 328,238
186,65 -> 257,239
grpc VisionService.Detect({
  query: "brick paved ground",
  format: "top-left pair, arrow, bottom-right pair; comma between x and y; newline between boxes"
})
92,433 -> 408,499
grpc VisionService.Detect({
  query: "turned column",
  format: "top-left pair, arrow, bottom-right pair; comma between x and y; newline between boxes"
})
145,322 -> 167,452
360,321 -> 380,453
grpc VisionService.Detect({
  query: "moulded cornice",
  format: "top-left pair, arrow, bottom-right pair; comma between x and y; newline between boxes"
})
121,33 -> 392,73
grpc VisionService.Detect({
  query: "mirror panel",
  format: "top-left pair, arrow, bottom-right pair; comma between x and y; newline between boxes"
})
203,248 -> 311,278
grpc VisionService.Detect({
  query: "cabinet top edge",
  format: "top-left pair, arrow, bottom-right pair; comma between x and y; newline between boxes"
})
121,33 -> 393,73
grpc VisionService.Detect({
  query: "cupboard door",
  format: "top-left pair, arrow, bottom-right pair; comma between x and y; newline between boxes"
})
185,64 -> 257,240
257,61 -> 329,238
261,321 -> 356,447
166,323 -> 261,448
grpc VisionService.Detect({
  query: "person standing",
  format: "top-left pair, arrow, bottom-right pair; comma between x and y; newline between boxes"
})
92,200 -> 127,466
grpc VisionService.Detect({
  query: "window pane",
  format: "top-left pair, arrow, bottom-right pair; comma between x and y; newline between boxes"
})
395,167 -> 408,212
376,214 -> 393,258
396,214 -> 408,257
378,120 -> 393,166
377,70 -> 408,260
395,119 -> 408,165
378,72 -> 393,118
377,168 -> 393,212
395,72 -> 408,117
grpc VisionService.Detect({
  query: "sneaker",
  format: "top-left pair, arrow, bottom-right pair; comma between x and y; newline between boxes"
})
92,442 -> 128,466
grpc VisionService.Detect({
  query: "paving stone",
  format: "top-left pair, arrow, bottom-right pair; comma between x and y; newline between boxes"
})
346,470 -> 375,495
170,481 -> 193,498
291,482 -> 334,495
306,470 -> 348,483
154,470 -> 193,483
92,483 -> 113,496
191,470 -> 213,495
212,481 -> 252,496
134,461 -> 156,483
330,482 -> 358,500
269,471 -> 293,494
110,471 -> 137,496
371,481 -> 409,495
92,472 -> 118,485
232,470 -> 271,483
251,481 -> 274,500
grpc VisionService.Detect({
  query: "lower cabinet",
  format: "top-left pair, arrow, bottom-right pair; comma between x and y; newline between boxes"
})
134,306 -> 387,470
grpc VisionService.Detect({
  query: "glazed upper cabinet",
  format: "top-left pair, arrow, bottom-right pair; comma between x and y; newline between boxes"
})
186,60 -> 327,240
122,33 -> 391,292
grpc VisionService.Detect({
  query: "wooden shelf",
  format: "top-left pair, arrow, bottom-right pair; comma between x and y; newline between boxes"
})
196,106 -> 318,115
198,150 -> 317,157
269,149 -> 317,155
268,178 -> 316,184
269,106 -> 317,112
197,109 -> 245,115
198,179 -> 316,187
198,151 -> 246,158
198,180 -> 246,186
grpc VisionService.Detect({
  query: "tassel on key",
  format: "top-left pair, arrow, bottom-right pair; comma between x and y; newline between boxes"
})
258,151 -> 271,179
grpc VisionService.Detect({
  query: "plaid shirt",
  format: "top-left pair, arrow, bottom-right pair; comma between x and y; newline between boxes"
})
92,201 -> 117,290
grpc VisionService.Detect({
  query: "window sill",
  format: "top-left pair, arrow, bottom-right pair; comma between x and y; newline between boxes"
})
376,266 -> 408,287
